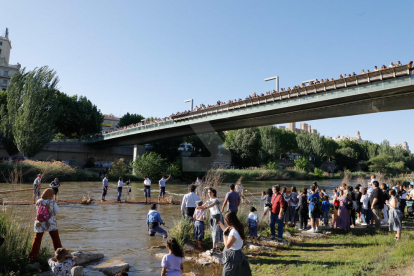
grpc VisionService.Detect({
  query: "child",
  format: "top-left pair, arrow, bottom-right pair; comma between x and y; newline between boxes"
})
161,237 -> 184,276
247,206 -> 259,245
147,203 -> 168,238
332,197 -> 339,228
321,195 -> 330,227
48,248 -> 78,276
193,200 -> 206,249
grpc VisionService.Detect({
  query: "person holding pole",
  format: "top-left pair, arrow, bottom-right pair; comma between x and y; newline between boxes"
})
49,178 -> 60,202
143,176 -> 152,204
158,175 -> 171,203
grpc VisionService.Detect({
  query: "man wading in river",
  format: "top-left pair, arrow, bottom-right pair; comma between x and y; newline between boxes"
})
102,174 -> 109,202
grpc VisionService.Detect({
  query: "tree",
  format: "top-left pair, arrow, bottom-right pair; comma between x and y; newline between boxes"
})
259,126 -> 281,162
118,113 -> 145,127
112,158 -> 128,176
311,133 -> 326,167
294,156 -> 310,171
279,130 -> 298,159
149,136 -> 184,163
7,67 -> 59,158
224,128 -> 261,168
335,147 -> 358,171
0,91 -> 19,160
325,139 -> 339,162
368,154 -> 409,175
296,132 -> 313,158
133,152 -> 167,180
54,91 -> 103,138
337,139 -> 364,161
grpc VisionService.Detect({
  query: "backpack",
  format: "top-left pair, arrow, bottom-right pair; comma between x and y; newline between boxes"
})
346,199 -> 353,210
334,198 -> 339,208
36,201 -> 50,222
311,196 -> 320,213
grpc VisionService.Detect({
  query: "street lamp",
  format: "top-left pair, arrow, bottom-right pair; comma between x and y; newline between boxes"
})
184,99 -> 193,111
301,79 -> 317,86
264,76 -> 279,92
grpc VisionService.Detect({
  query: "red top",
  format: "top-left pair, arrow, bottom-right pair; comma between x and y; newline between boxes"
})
271,193 -> 284,214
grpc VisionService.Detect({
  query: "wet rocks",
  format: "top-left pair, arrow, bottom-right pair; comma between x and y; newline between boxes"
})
154,253 -> 166,260
146,245 -> 166,250
91,259 -> 129,276
71,251 -> 104,265
71,266 -> 84,276
199,249 -> 223,264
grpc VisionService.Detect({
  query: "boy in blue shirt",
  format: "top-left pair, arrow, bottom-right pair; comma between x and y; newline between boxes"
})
147,203 -> 168,238
247,206 -> 259,245
321,195 -> 331,227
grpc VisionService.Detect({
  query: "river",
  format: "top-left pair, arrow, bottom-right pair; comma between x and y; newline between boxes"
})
0,178 -> 362,275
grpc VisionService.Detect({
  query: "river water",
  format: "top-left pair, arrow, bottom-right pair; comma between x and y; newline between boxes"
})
0,178 -> 361,275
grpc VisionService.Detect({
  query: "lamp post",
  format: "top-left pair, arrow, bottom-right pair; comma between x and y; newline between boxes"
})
264,76 -> 279,92
184,99 -> 193,111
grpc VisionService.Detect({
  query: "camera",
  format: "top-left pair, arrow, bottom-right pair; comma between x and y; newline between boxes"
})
224,227 -> 232,236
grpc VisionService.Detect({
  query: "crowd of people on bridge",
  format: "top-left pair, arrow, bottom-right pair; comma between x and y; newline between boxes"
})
100,60 -> 414,138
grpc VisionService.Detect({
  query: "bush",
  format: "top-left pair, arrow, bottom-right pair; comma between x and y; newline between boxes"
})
169,217 -> 194,247
133,152 -> 167,180
314,168 -> 324,178
263,161 -> 279,171
111,158 -> 128,176
294,156 -> 310,171
0,213 -> 51,274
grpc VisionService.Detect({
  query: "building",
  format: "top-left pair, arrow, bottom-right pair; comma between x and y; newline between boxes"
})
0,28 -> 21,91
102,114 -> 120,132
327,131 -> 364,143
391,141 -> 411,153
286,122 -> 317,134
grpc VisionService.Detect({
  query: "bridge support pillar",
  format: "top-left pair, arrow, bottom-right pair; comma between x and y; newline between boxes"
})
132,145 -> 146,174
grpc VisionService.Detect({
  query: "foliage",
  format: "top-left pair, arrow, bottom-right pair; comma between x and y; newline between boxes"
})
112,158 -> 128,176
0,213 -> 51,274
54,91 -> 103,138
263,161 -> 279,171
296,132 -> 313,158
133,152 -> 167,180
259,126 -> 281,162
314,167 -> 324,178
169,217 -> 194,247
224,128 -> 261,167
149,136 -> 184,163
118,112 -> 145,128
369,154 -> 409,175
0,91 -> 19,158
166,163 -> 181,178
294,156 -> 310,171
325,138 -> 339,162
311,133 -> 326,167
7,66 -> 59,158
335,147 -> 358,171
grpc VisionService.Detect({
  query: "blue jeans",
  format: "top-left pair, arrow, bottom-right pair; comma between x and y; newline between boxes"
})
361,209 -> 367,224
149,226 -> 168,238
289,206 -> 297,223
323,210 -> 329,226
270,213 -> 284,240
117,187 -> 122,201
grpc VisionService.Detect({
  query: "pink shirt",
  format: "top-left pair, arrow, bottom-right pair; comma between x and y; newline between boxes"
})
193,209 -> 206,221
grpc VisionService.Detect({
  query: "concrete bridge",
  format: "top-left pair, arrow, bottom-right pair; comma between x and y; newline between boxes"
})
90,65 -> 414,158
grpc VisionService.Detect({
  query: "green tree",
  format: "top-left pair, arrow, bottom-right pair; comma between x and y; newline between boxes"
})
335,147 -> 358,171
296,132 -> 313,158
118,112 -> 145,128
311,133 -> 326,167
280,130 -> 298,159
325,139 -> 339,162
368,154 -> 409,175
112,158 -> 128,176
294,156 -> 310,171
337,139 -> 364,161
7,66 -> 59,158
54,91 -> 103,138
259,126 -> 281,162
224,127 -> 261,167
133,152 -> 167,180
0,91 -> 19,160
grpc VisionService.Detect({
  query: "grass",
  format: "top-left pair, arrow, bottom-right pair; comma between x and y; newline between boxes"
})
169,217 -> 194,247
248,219 -> 414,276
0,213 -> 51,275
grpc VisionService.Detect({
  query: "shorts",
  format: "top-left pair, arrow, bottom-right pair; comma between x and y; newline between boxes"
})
159,186 -> 165,196
264,206 -> 271,212
249,225 -> 258,237
102,187 -> 107,196
194,220 -> 205,241
310,211 -> 320,219
52,188 -> 59,195
33,187 -> 40,197
144,188 -> 151,197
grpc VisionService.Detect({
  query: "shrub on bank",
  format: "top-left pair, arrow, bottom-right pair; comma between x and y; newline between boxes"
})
0,213 -> 51,274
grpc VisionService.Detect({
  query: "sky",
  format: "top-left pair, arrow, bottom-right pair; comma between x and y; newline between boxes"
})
1,0 -> 414,148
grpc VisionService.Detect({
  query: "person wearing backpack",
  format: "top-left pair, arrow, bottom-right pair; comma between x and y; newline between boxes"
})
29,188 -> 63,260
270,185 -> 286,243
289,187 -> 299,227
307,186 -> 321,232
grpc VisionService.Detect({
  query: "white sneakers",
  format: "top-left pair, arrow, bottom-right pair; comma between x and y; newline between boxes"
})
315,227 -> 319,233
361,223 -> 368,226
307,228 -> 315,232
356,218 -> 361,224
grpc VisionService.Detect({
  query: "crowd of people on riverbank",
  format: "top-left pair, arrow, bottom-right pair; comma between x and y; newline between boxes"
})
27,172 -> 413,276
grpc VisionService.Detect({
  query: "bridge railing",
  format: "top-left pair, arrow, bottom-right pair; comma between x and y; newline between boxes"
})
101,120 -> 175,140
172,65 -> 412,122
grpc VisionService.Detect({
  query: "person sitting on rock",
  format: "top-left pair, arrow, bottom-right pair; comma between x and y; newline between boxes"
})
147,203 -> 168,238
48,248 -> 78,276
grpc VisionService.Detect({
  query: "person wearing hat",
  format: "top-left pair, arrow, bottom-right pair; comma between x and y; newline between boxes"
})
33,174 -> 42,204
29,188 -> 63,260
193,200 -> 206,249
247,206 -> 259,245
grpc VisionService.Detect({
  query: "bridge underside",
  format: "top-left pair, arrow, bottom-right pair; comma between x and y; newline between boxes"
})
92,85 -> 414,147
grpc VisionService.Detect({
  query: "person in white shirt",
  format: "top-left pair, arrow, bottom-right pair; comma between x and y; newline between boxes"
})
218,211 -> 252,275
143,176 -> 152,204
181,185 -> 200,220
117,177 -> 128,202
158,175 -> 171,203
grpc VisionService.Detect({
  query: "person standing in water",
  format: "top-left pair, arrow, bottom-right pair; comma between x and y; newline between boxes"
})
143,176 -> 152,204
102,174 -> 109,202
158,175 -> 171,203
49,178 -> 60,202
117,177 -> 128,202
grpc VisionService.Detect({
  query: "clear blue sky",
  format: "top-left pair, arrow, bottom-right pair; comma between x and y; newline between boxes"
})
2,0 -> 413,148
